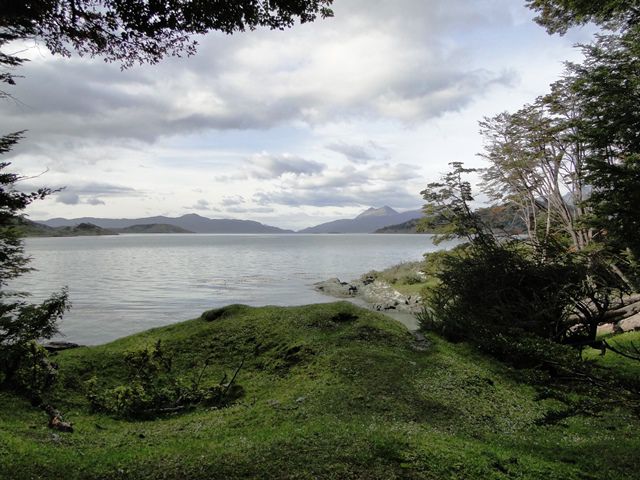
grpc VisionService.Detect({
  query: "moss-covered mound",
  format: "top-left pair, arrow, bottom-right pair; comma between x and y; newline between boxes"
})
1,302 -> 638,479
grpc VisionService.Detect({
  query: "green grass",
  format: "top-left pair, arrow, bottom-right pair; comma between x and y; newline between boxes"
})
584,330 -> 640,385
1,302 -> 639,479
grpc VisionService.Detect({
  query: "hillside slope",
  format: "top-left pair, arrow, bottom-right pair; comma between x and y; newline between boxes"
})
300,207 -> 423,233
38,213 -> 293,234
1,303 -> 638,479
116,223 -> 193,234
17,219 -> 117,237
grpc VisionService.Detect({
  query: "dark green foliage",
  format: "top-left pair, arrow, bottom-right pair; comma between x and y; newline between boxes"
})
419,162 -> 489,245
0,289 -> 69,386
570,29 -> 640,285
569,29 -> 640,159
586,157 -> 640,276
0,134 -> 52,285
0,133 -> 70,390
85,340 -> 243,419
201,304 -> 249,322
10,341 -> 59,398
419,162 -> 628,371
1,0 -> 334,68
420,239 -> 583,342
526,0 -> 640,34
419,12 -> 640,370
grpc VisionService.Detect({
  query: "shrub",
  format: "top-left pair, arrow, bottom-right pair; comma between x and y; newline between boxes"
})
11,341 -> 58,399
400,273 -> 423,285
424,239 -> 621,338
85,341 -> 243,419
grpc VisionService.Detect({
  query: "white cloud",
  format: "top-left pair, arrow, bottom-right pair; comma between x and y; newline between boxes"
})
3,0 -> 593,228
221,195 -> 245,207
246,152 -> 325,179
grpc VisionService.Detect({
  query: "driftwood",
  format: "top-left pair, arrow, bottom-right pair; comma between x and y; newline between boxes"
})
602,298 -> 640,322
44,404 -> 73,433
568,294 -> 640,333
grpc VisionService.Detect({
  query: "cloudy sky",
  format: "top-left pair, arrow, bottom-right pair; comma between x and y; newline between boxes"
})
2,0 -> 593,230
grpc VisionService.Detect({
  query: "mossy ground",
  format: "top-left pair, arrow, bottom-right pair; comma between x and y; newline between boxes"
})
1,302 -> 639,479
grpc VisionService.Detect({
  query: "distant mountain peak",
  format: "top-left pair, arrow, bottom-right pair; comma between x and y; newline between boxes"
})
356,206 -> 398,218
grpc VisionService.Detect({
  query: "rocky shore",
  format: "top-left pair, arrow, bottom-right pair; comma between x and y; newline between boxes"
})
314,275 -> 422,314
315,275 -> 640,336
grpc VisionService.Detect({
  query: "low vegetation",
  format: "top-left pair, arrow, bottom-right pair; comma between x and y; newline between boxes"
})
1,302 -> 639,479
362,261 -> 429,297
362,248 -> 463,299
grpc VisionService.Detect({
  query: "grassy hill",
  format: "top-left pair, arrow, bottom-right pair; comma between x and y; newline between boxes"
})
1,302 -> 638,479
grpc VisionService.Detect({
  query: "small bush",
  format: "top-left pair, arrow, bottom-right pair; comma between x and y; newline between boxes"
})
421,240 -> 588,343
12,341 -> 58,399
400,273 -> 423,285
85,341 -> 243,419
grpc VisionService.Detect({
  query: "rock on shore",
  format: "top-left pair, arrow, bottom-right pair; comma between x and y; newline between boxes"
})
314,277 -> 422,314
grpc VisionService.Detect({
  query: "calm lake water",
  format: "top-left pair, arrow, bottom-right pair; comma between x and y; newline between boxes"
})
14,234 -> 449,344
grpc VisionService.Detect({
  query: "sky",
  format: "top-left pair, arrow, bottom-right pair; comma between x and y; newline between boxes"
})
2,0 -> 595,230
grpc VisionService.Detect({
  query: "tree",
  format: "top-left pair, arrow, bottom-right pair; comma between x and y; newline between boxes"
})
0,132 -> 69,391
479,86 -> 592,251
566,29 -> 640,287
419,162 -> 489,245
1,0 -> 334,68
526,0 -> 640,34
420,164 -> 627,358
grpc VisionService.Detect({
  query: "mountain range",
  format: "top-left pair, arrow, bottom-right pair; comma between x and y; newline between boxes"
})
39,213 -> 293,234
33,207 -> 424,235
298,207 -> 423,233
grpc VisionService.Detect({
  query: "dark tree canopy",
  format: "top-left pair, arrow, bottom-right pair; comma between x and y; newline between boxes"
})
526,0 -> 640,33
0,0 -> 334,67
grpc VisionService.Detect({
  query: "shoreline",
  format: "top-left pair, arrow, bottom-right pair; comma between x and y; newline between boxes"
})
313,276 -> 422,331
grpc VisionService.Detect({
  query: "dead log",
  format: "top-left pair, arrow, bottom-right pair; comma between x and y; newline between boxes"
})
43,404 -> 73,433
569,295 -> 640,322
603,300 -> 640,322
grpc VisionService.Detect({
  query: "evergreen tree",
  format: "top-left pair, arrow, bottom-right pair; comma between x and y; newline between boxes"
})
0,132 -> 69,388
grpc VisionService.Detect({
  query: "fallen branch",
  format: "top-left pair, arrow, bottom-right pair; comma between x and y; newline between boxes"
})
222,357 -> 245,397
603,339 -> 640,362
43,404 -> 73,432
